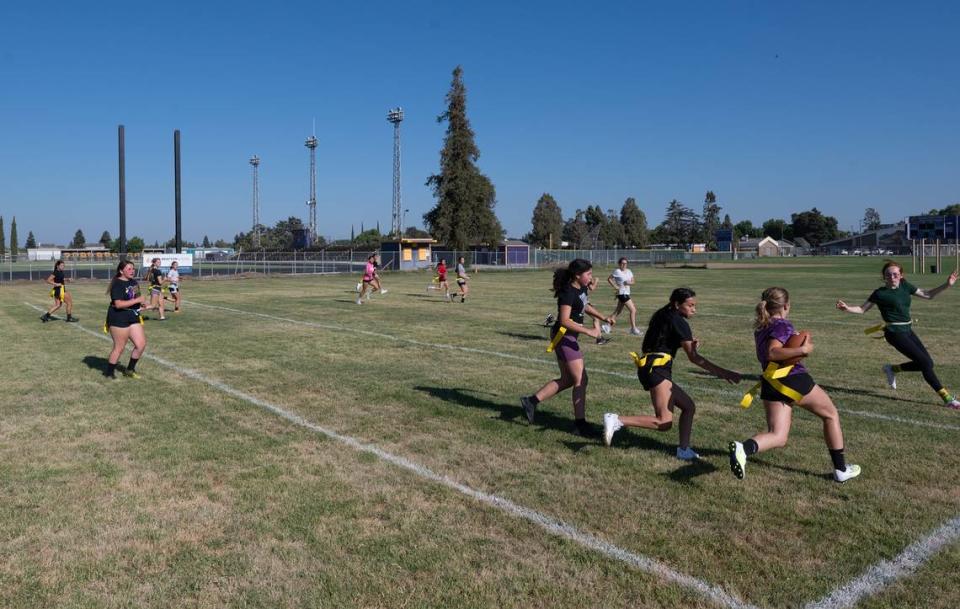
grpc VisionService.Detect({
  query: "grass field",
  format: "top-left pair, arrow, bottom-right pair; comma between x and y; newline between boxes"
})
1,257 -> 958,609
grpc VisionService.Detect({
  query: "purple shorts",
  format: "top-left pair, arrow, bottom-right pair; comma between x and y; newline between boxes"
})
553,334 -> 583,362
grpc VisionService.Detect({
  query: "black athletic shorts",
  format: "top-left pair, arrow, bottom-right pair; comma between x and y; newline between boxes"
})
760,373 -> 816,404
457,279 -> 466,286
638,362 -> 673,391
106,307 -> 140,329
616,294 -> 631,303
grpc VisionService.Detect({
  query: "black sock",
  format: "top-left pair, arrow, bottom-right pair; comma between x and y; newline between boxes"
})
743,439 -> 759,456
106,362 -> 117,377
528,395 -> 540,406
829,448 -> 846,471
575,417 -> 588,427
127,357 -> 139,372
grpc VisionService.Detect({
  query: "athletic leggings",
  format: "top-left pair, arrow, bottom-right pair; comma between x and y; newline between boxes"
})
884,330 -> 942,392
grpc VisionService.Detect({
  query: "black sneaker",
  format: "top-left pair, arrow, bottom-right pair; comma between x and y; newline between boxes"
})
543,313 -> 555,327
520,396 -> 537,424
65,316 -> 78,323
41,314 -> 49,323
596,336 -> 611,345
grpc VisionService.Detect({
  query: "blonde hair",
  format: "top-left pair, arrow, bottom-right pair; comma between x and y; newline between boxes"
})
754,287 -> 789,329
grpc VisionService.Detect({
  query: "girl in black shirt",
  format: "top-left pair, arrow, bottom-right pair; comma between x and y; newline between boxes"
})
603,288 -> 741,459
521,259 -> 615,436
41,260 -> 78,322
105,260 -> 147,379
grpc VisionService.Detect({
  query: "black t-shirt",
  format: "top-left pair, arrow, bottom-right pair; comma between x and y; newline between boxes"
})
553,284 -> 589,338
641,306 -> 693,358
110,279 -> 141,317
53,269 -> 65,285
147,267 -> 163,287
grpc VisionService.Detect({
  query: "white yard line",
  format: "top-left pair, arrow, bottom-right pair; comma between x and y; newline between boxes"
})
23,302 -> 755,609
184,300 -> 960,433
805,516 -> 960,609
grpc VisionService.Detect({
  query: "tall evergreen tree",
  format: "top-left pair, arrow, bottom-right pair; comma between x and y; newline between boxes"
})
529,193 -> 564,248
620,197 -> 648,248
701,191 -> 722,250
9,217 -> 18,262
99,230 -> 112,248
71,229 -> 86,248
202,235 -> 211,247
659,199 -> 699,246
26,231 -> 37,249
424,66 -> 504,250
0,216 -> 5,259
562,210 -> 589,248
721,214 -> 734,230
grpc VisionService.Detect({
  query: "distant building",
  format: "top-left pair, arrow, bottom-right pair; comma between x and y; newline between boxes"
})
906,215 -> 960,241
737,236 -> 795,257
820,223 -> 908,255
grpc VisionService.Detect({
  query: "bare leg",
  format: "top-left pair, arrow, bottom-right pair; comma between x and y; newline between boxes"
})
534,358 -> 576,403
626,299 -> 639,330
797,385 -> 844,449
750,401 -> 793,452
128,324 -> 147,358
108,327 -> 131,364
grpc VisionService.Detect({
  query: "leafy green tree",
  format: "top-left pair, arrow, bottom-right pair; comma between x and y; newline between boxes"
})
658,199 -> 700,246
403,226 -> 432,238
126,236 -> 145,253
528,193 -> 564,248
620,197 -> 648,248
761,218 -> 793,241
701,191 -> 722,250
562,209 -> 589,248
790,208 -> 839,246
353,228 -> 382,248
26,231 -> 37,249
734,220 -> 761,240
599,209 -> 625,248
424,66 -> 504,249
937,203 -> 960,216
862,208 -> 882,231
202,235 -> 211,247
9,217 -> 18,261
213,238 -> 231,248
99,230 -> 112,248
721,214 -> 734,230
584,205 -> 605,228
71,229 -> 86,248
0,217 -> 5,259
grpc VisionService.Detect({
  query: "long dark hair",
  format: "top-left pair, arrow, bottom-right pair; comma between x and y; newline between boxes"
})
552,258 -> 592,297
108,260 -> 134,296
53,259 -> 65,271
651,287 -> 696,318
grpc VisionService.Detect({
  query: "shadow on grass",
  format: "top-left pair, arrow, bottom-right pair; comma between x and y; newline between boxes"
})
497,331 -> 547,342
81,355 -> 111,374
414,385 -> 591,439
747,457 -> 833,481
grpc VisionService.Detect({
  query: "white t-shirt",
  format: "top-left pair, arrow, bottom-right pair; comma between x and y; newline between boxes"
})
611,268 -> 633,295
167,269 -> 180,284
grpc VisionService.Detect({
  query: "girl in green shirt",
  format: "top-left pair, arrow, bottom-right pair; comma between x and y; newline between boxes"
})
837,261 -> 959,410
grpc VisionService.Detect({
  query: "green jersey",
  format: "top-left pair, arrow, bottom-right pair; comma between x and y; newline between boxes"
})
868,280 -> 916,332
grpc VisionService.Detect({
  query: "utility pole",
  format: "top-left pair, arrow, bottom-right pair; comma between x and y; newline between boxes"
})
249,155 -> 261,247
387,107 -> 404,239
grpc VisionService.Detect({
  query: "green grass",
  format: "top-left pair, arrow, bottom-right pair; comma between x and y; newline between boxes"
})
1,256 -> 958,609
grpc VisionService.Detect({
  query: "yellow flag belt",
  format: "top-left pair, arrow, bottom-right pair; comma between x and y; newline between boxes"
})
864,320 -> 911,335
630,352 -> 672,369
740,361 -> 801,408
546,326 -> 567,353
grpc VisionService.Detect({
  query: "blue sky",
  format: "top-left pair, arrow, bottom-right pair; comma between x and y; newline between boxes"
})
1,1 -> 958,246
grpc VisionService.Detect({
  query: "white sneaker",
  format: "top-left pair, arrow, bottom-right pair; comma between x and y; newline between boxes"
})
356,298 -> 362,305
729,441 -> 746,479
629,327 -> 644,336
944,399 -> 960,410
676,446 -> 700,461
883,364 -> 897,389
834,464 -> 862,483
356,282 -> 362,292
380,289 -> 388,295
603,413 -> 622,447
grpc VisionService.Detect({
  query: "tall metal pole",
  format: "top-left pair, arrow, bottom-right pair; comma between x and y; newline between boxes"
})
387,108 -> 404,239
305,135 -> 318,243
118,125 -> 127,255
174,129 -> 182,253
250,155 -> 261,247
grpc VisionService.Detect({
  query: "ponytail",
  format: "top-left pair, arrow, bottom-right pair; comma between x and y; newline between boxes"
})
754,287 -> 789,329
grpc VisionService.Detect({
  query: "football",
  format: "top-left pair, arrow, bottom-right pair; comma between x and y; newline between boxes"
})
781,330 -> 810,366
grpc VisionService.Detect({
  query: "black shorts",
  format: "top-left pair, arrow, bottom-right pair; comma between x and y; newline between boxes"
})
638,363 -> 673,391
457,279 -> 466,286
760,373 -> 816,404
106,308 -> 140,329
616,294 -> 631,303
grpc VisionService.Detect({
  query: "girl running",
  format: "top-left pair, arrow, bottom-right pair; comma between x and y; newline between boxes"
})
357,254 -> 387,304
436,259 -> 451,301
836,261 -> 959,410
607,257 -> 642,336
455,256 -> 469,303
41,260 -> 78,322
166,260 -> 182,313
520,259 -> 615,437
142,258 -> 166,320
729,287 -> 861,482
104,260 -> 147,379
603,287 -> 740,459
